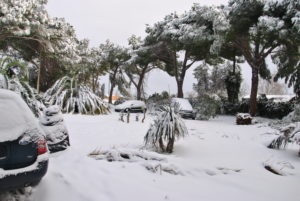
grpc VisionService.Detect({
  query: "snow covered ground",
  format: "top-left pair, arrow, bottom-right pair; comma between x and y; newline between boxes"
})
1,113 -> 300,201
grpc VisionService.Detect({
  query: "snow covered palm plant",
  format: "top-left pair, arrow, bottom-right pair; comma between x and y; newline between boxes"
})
8,78 -> 45,117
268,123 -> 300,156
144,105 -> 188,153
44,76 -> 109,115
0,57 -> 45,117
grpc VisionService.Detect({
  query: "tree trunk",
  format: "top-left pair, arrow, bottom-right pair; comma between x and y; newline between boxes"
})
108,67 -> 119,104
249,67 -> 259,116
136,77 -> 144,100
36,50 -> 43,93
166,137 -> 175,153
176,70 -> 186,98
108,84 -> 115,104
233,55 -> 236,74
136,85 -> 142,100
177,80 -> 184,98
36,64 -> 41,93
92,74 -> 96,93
159,137 -> 165,152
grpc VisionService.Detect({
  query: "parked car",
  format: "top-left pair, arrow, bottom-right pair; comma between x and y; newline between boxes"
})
171,98 -> 196,119
0,89 -> 48,191
40,106 -> 70,153
115,100 -> 146,113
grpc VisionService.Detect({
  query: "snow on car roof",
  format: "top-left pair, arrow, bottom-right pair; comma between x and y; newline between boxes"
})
115,100 -> 146,110
0,89 -> 38,142
171,98 -> 193,111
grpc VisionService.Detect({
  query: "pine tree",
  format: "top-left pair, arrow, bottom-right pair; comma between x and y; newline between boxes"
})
144,5 -> 220,98
99,40 -> 130,103
125,35 -> 158,100
220,0 -> 300,115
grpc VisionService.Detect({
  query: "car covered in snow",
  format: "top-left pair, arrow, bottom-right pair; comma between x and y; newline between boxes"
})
171,98 -> 196,119
0,89 -> 48,191
114,100 -> 146,113
40,105 -> 70,153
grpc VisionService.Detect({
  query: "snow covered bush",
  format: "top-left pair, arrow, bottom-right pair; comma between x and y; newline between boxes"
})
268,123 -> 300,156
44,76 -> 109,115
144,105 -> 188,153
193,95 -> 219,120
222,99 -> 294,119
40,105 -> 70,153
257,100 -> 294,119
283,104 -> 300,123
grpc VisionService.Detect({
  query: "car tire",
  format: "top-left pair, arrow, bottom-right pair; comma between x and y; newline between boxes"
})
30,179 -> 41,187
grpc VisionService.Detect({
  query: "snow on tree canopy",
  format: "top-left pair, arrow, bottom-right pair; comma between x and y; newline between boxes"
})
0,89 -> 42,142
0,0 -> 49,36
0,0 -> 81,63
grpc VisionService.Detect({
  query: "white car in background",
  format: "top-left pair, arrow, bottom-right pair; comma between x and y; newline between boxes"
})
171,98 -> 196,119
114,100 -> 146,113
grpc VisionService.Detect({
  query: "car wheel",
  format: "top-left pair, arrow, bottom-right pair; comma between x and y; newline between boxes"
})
30,179 -> 42,187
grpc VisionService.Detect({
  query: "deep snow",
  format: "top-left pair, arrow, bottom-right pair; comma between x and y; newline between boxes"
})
2,114 -> 300,201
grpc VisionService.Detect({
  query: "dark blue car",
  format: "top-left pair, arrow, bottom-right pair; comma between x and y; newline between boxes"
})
0,89 -> 49,191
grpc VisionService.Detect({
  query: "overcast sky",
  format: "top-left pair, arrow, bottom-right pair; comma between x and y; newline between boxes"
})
47,0 -> 262,97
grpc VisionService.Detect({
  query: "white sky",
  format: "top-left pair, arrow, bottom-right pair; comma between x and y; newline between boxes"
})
47,0 -> 289,97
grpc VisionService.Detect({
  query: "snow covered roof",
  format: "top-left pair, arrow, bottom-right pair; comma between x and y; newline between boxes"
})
0,89 -> 39,142
171,98 -> 193,111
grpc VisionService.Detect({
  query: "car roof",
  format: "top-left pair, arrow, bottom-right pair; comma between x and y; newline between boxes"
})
171,98 -> 193,111
0,89 -> 38,142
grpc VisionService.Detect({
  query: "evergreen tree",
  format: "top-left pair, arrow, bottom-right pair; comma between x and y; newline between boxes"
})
126,35 -> 158,100
219,0 -> 300,115
0,1 -> 80,92
99,41 -> 130,104
144,5 -> 221,98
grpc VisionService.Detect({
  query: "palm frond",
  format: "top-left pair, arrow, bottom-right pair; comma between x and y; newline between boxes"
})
44,76 -> 109,115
